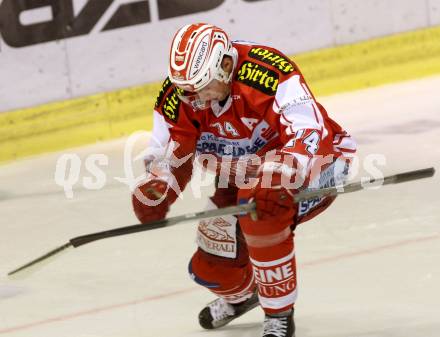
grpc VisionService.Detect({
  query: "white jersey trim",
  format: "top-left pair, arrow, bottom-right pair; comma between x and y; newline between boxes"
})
273,75 -> 328,139
144,110 -> 171,162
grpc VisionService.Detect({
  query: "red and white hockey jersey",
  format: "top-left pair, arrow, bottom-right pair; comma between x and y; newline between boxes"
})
147,41 -> 356,199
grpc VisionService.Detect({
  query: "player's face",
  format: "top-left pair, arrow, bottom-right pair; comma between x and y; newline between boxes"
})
197,79 -> 230,102
177,79 -> 231,110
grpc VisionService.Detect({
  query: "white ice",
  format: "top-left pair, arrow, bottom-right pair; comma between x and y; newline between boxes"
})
0,76 -> 439,337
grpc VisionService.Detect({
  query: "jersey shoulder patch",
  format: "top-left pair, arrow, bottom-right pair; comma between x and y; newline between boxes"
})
248,47 -> 295,74
155,77 -> 181,123
235,61 -> 279,96
155,77 -> 173,108
161,87 -> 182,123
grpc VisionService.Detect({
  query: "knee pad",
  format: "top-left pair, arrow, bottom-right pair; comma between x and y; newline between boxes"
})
188,250 -> 255,302
188,258 -> 220,289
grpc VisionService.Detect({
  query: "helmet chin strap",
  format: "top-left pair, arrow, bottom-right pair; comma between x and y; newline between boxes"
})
215,67 -> 230,83
191,99 -> 210,111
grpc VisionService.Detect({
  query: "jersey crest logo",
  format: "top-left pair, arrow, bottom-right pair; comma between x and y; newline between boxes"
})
161,88 -> 181,122
235,61 -> 279,96
155,77 -> 173,108
248,47 -> 295,74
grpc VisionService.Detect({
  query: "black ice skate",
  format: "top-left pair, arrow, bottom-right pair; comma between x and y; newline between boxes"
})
262,310 -> 295,337
198,291 -> 259,329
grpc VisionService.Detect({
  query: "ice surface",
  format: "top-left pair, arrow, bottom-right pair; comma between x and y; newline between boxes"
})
0,77 -> 439,337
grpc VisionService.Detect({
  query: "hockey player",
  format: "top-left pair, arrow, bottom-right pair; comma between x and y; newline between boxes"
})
132,23 -> 356,337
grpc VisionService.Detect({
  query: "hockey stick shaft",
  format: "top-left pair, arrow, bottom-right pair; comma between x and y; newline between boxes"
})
7,167 -> 434,278
69,203 -> 256,247
294,167 -> 435,201
7,203 -> 255,278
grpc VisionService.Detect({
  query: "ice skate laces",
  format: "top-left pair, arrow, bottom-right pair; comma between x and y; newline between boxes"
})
209,298 -> 235,321
262,315 -> 289,337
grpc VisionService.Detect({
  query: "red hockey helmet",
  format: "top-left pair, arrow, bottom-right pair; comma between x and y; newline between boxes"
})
168,23 -> 237,93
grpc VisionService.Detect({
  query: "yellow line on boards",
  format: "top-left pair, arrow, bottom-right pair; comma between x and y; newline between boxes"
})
1,25 -> 440,163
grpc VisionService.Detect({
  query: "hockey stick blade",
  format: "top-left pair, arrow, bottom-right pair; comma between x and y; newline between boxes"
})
7,167 -> 434,279
8,243 -> 73,279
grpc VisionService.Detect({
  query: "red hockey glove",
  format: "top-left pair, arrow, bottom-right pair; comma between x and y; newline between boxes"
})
249,159 -> 300,221
132,180 -> 169,223
251,185 -> 295,220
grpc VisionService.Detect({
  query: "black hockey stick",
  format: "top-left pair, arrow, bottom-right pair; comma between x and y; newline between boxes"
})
7,167 -> 435,278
